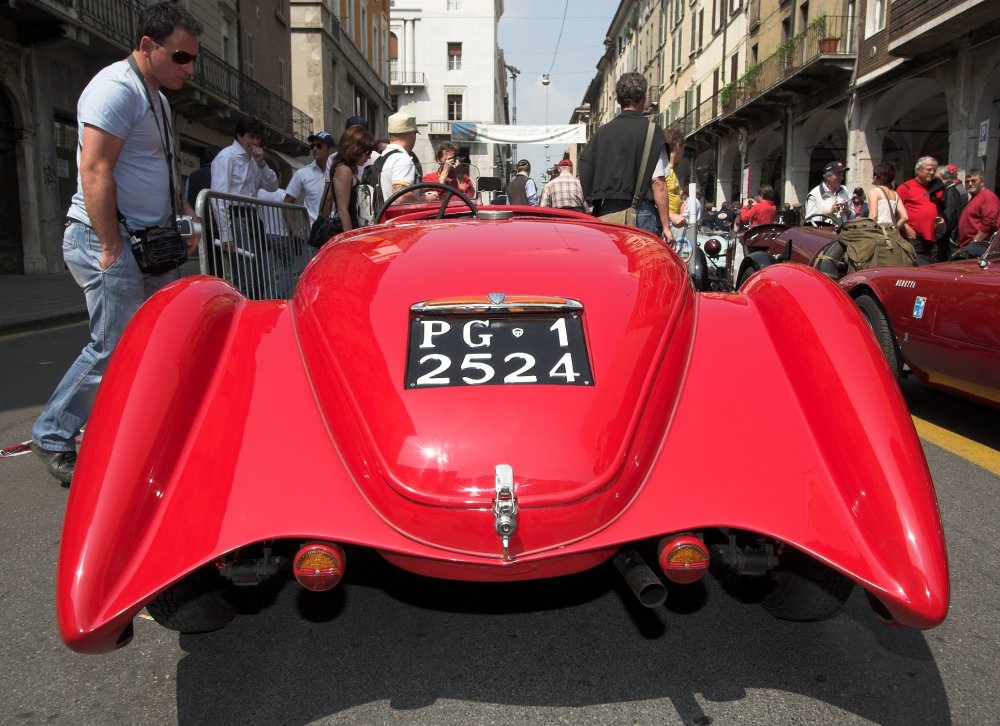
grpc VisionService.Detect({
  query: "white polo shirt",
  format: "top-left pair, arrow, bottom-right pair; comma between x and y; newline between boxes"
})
285,162 -> 326,224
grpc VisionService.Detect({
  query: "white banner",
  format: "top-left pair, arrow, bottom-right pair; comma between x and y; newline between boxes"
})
451,123 -> 587,144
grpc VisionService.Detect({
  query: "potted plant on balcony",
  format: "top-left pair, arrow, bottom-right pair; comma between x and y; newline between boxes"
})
719,82 -> 734,111
810,14 -> 839,53
775,37 -> 797,69
740,63 -> 763,93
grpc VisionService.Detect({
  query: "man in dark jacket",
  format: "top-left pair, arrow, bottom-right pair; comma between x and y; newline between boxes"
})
505,159 -> 538,205
578,72 -> 673,242
934,164 -> 967,259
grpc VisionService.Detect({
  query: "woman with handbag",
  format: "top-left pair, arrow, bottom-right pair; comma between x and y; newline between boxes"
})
867,162 -> 908,229
327,124 -> 376,233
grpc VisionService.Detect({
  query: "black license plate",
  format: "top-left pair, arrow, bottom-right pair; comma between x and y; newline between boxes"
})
406,314 -> 594,388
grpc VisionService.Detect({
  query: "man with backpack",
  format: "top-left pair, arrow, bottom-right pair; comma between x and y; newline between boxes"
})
377,112 -> 420,201
355,111 -> 421,224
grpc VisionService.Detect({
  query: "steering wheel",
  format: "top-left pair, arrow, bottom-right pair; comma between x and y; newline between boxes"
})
803,213 -> 840,228
375,181 -> 478,224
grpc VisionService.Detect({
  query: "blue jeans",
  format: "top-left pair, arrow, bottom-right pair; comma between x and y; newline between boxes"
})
635,202 -> 662,236
229,214 -> 274,300
266,233 -> 294,299
32,221 -> 178,451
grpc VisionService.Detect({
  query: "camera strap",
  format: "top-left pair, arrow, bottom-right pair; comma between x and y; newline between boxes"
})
121,54 -> 180,230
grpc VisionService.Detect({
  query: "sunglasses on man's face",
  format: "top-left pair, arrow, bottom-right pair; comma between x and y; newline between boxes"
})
151,40 -> 198,65
310,143 -> 327,150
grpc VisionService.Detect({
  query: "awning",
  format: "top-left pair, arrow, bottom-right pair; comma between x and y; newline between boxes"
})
268,149 -> 309,171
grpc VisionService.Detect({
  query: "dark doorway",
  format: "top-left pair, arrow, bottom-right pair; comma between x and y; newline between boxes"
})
0,87 -> 24,273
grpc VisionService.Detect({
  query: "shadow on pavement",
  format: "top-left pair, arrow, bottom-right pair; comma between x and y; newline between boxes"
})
900,376 -> 1000,452
174,552 -> 950,725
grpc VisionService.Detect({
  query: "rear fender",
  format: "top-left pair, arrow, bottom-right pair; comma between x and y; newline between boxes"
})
57,276 -> 246,648
583,264 -> 949,628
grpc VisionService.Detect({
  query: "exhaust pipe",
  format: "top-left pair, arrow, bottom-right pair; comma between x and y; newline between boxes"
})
613,549 -> 667,608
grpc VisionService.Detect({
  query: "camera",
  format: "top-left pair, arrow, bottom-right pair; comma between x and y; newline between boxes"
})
175,215 -> 202,238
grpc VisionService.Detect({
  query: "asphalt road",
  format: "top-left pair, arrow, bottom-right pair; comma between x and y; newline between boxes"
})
1,323 -> 998,726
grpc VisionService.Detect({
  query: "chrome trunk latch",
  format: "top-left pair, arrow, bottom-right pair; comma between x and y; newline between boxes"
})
493,464 -> 518,560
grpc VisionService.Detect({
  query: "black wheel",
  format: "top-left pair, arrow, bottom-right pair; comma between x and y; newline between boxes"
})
736,263 -> 757,289
855,293 -> 902,378
146,567 -> 235,633
375,181 -> 478,223
762,547 -> 854,621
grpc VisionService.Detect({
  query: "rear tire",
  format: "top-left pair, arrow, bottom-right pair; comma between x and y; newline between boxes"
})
146,567 -> 235,633
736,264 -> 757,289
762,547 -> 854,621
855,293 -> 902,378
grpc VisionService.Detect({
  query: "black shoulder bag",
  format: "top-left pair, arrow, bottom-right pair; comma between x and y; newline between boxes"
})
307,172 -> 344,249
121,56 -> 188,274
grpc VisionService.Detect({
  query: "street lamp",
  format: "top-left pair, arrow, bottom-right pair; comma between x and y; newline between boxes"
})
505,64 -> 520,176
541,73 -> 550,126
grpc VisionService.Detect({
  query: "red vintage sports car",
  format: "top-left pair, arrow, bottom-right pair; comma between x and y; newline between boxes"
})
840,234 -> 1000,408
57,184 -> 949,653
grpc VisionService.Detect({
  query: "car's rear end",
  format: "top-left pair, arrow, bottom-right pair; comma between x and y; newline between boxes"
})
57,210 -> 948,653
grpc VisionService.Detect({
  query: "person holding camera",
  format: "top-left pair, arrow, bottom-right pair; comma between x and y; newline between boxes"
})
30,2 -> 203,486
804,160 -> 852,224
739,184 -> 777,226
423,142 -> 476,199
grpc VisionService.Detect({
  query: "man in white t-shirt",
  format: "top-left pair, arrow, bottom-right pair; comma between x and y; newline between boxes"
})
31,2 -> 203,485
284,131 -> 334,225
378,112 -> 420,205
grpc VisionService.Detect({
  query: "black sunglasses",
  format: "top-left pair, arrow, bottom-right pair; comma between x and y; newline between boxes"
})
310,143 -> 327,150
152,40 -> 198,65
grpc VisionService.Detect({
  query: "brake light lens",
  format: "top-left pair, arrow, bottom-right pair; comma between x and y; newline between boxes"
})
293,542 -> 346,592
657,535 -> 710,584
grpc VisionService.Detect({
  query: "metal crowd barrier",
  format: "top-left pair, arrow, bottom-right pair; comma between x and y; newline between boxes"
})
194,188 -> 312,301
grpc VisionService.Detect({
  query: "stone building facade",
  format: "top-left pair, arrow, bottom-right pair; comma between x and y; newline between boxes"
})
578,0 -> 1000,212
0,0 -> 390,276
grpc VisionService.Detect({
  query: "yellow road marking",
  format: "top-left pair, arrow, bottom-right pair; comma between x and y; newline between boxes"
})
912,416 -> 1000,476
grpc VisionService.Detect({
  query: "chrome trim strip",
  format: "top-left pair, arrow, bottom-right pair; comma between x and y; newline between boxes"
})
411,297 -> 583,314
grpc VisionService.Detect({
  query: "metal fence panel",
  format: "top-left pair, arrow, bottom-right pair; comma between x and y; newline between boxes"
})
195,189 -> 312,300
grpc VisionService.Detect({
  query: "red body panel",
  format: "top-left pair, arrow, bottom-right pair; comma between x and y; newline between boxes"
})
841,248 -> 1000,407
57,215 -> 949,653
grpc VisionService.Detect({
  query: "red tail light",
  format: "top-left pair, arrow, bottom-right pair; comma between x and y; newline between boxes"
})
293,542 -> 346,592
657,535 -> 710,584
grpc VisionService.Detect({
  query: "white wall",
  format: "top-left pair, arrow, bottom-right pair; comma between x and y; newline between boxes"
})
391,0 -> 504,178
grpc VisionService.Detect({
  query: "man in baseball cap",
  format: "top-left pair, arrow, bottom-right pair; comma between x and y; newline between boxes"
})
307,131 -> 335,148
345,115 -> 368,130
286,131 -> 335,226
505,158 -> 539,205
805,159 -> 852,223
540,158 -> 586,212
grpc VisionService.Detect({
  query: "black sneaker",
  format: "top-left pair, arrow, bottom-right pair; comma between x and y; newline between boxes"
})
29,443 -> 76,487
